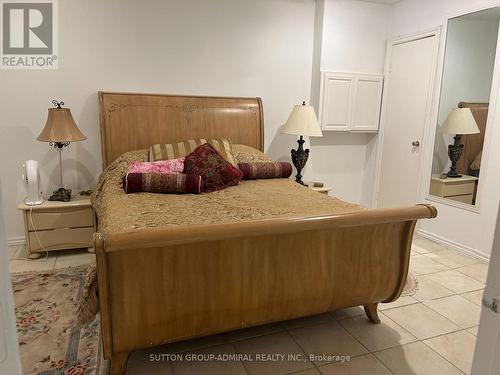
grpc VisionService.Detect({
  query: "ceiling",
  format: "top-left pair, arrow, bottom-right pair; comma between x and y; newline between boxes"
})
360,0 -> 401,5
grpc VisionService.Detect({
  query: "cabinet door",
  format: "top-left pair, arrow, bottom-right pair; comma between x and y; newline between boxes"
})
351,75 -> 383,132
320,74 -> 355,131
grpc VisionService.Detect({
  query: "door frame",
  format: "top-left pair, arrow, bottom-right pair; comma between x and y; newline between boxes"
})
371,28 -> 441,209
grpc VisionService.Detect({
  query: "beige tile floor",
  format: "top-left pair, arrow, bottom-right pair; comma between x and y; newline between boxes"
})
8,244 -> 95,272
7,235 -> 487,375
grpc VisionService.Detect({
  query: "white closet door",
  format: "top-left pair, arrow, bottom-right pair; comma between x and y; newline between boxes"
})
321,75 -> 355,131
351,76 -> 383,132
377,34 -> 438,208
320,72 -> 383,132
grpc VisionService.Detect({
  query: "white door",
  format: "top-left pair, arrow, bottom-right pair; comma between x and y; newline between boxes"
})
377,34 -> 438,208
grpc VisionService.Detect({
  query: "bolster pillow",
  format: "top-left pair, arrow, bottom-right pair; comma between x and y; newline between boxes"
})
124,173 -> 202,194
237,162 -> 293,180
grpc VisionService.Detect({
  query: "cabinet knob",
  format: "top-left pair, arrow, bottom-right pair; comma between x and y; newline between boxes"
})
412,141 -> 420,147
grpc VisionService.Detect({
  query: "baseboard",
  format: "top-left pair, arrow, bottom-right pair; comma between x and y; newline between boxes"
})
7,236 -> 25,246
417,228 -> 490,262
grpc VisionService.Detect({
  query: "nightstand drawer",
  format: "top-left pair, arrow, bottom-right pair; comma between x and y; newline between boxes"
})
29,227 -> 94,252
442,181 -> 475,197
448,194 -> 473,205
430,180 -> 475,197
27,207 -> 93,231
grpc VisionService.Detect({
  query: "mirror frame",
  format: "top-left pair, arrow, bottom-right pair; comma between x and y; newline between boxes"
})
422,4 -> 500,214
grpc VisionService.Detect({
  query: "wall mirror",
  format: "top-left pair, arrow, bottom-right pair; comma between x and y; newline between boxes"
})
430,7 -> 500,206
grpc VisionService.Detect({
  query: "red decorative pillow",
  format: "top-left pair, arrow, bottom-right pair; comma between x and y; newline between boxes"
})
183,143 -> 243,192
124,173 -> 202,194
238,162 -> 293,180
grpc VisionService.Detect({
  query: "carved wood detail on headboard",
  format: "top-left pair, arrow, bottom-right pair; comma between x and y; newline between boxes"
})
98,92 -> 264,167
457,102 -> 488,175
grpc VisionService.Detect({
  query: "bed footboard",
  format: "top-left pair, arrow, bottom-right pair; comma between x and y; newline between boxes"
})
95,204 -> 437,374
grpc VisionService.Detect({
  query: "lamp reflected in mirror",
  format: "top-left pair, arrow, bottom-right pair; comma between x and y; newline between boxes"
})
440,108 -> 480,178
429,6 -> 500,206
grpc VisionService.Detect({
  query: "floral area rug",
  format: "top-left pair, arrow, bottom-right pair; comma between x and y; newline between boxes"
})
10,266 -> 418,374
11,266 -> 101,375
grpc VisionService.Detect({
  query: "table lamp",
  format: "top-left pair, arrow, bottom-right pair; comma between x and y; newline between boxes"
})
281,101 -> 323,185
37,100 -> 87,201
440,108 -> 480,178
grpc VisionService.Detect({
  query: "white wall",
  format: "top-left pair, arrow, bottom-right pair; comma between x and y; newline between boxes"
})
433,17 -> 498,174
320,0 -> 390,73
391,0 -> 500,258
0,0 -> 316,241
390,0 -> 500,37
306,0 -> 391,206
310,0 -> 325,112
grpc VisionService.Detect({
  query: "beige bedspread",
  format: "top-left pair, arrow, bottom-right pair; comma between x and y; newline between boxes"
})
77,149 -> 362,324
93,150 -> 362,233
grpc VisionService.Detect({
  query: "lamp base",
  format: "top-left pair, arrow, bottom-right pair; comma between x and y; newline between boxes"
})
291,136 -> 309,186
48,187 -> 72,202
446,134 -> 464,179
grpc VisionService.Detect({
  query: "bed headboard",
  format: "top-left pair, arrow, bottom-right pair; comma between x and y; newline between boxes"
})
457,102 -> 488,175
98,92 -> 264,167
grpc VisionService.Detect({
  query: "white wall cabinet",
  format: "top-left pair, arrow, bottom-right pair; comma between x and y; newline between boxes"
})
319,72 -> 383,133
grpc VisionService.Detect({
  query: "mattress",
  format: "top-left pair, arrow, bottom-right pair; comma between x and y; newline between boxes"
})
92,149 -> 362,234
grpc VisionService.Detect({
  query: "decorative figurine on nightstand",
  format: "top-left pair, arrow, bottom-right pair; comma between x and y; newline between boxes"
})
440,107 -> 480,178
280,101 -> 323,185
37,100 -> 87,201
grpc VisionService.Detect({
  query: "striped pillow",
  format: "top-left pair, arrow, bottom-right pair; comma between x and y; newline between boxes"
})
124,173 -> 203,194
238,162 -> 292,180
149,138 -> 237,166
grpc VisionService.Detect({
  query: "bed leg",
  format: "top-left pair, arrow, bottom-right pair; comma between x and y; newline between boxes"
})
363,303 -> 380,324
109,352 -> 130,375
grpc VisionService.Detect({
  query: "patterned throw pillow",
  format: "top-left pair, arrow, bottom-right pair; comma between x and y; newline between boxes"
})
124,173 -> 202,194
238,162 -> 292,180
233,144 -> 273,163
149,138 -> 237,166
184,143 -> 243,192
128,157 -> 185,174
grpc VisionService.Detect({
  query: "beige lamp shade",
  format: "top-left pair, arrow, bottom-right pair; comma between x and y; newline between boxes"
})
281,104 -> 323,137
37,108 -> 87,143
440,108 -> 480,135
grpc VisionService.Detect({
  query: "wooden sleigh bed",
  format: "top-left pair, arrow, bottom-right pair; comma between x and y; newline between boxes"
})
95,92 -> 437,374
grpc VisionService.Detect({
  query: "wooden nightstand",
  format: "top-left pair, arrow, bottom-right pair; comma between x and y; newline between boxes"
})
306,182 -> 332,196
430,174 -> 478,204
18,195 -> 96,259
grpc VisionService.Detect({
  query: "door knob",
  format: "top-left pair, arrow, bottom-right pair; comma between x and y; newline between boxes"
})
412,141 -> 420,147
